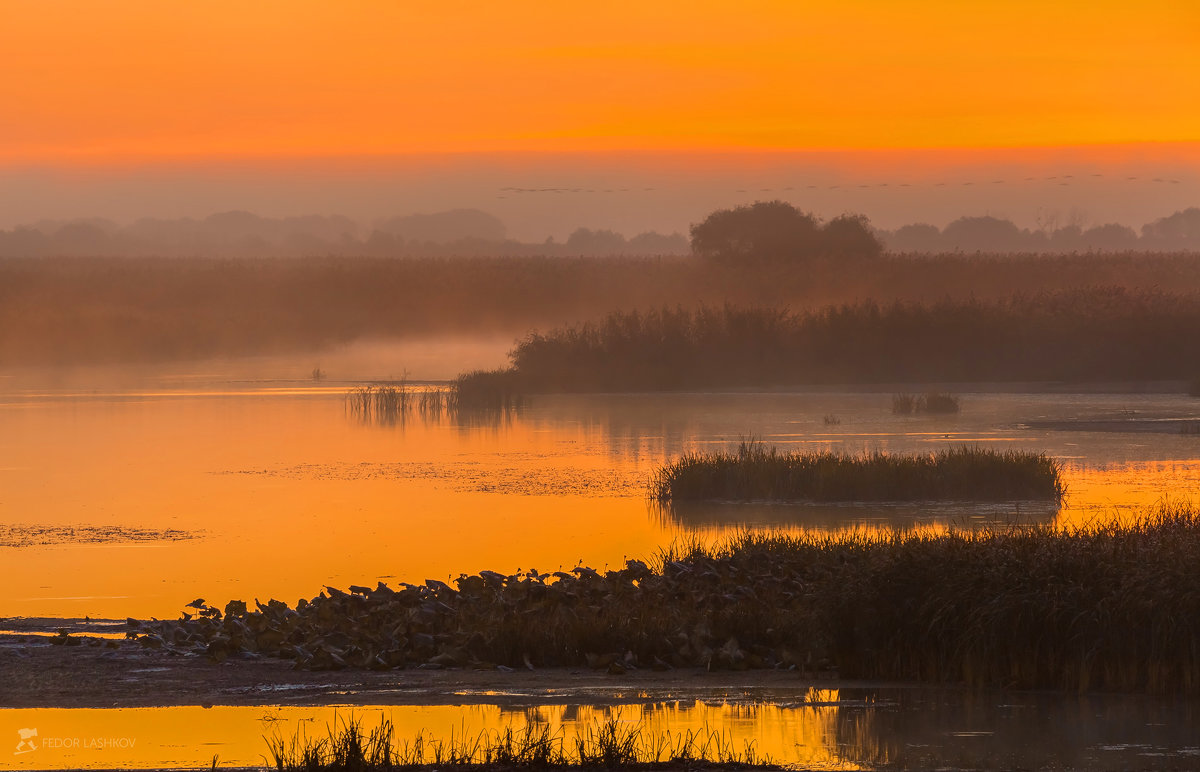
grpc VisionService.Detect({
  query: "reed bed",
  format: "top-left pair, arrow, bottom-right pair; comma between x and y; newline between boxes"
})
651,443 -> 1063,503
500,291 -> 1200,391
265,715 -> 773,771
122,503 -> 1200,694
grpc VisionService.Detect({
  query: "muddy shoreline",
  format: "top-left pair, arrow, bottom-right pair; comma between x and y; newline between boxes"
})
0,631 -> 844,710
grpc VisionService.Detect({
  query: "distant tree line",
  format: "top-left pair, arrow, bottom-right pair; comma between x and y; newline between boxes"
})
0,208 -> 689,258
881,208 -> 1200,253
690,201 -> 1200,258
3,203 -> 1198,259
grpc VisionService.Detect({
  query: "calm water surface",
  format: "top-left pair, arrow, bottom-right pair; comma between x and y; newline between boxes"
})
4,688 -> 1199,770
2,364 -> 1198,619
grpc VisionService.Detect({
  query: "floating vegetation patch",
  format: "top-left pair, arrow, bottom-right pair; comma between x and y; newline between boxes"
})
223,462 -> 643,497
0,524 -> 197,548
265,715 -> 776,771
122,503 -> 1200,694
651,443 -> 1064,503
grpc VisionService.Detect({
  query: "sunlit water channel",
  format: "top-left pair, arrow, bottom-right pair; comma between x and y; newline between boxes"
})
3,368 -> 1199,620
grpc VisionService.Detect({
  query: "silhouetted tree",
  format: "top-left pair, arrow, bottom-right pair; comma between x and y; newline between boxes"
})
821,214 -> 883,258
1081,223 -> 1138,251
942,216 -> 1027,252
690,201 -> 821,260
888,223 -> 942,252
565,227 -> 627,254
1142,208 -> 1200,250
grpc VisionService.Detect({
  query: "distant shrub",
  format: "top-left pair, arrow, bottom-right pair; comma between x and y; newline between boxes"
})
919,392 -> 960,414
690,201 -> 881,261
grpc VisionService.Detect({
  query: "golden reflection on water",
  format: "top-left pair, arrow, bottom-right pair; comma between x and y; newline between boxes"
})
2,383 -> 1199,619
1,695 -> 874,771
6,691 -> 1198,770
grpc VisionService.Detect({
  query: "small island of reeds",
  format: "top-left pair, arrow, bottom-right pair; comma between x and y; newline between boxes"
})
651,443 -> 1064,503
892,391 -> 960,415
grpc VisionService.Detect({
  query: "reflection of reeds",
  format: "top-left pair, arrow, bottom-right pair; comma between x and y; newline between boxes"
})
652,442 -> 1063,502
265,715 -> 771,771
132,503 -> 1200,693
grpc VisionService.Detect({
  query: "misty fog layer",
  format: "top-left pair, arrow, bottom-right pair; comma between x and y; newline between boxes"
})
5,249 -> 1200,367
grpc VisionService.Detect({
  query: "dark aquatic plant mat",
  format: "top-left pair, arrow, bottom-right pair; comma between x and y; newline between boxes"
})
0,523 -> 197,547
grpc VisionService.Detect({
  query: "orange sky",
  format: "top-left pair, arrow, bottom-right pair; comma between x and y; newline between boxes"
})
3,1 -> 1199,164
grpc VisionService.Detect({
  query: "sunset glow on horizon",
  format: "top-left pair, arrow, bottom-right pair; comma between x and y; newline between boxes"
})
4,1 -> 1199,166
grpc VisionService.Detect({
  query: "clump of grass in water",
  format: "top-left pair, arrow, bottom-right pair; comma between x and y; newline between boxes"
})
265,715 -> 773,771
347,383 -> 412,425
918,391 -> 960,413
651,442 -> 1063,503
346,376 -> 523,425
893,391 -> 959,414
